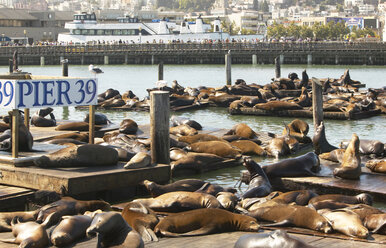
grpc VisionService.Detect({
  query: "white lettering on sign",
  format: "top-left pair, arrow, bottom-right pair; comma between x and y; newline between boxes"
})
0,79 -> 97,109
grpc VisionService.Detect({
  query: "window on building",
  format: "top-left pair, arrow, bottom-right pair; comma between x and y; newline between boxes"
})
97,30 -> 104,35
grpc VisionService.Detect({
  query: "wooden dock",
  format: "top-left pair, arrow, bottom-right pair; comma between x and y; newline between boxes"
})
0,185 -> 34,211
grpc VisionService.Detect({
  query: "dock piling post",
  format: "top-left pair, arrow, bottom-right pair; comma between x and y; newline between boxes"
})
158,61 -> 164,81
225,50 -> 232,85
8,59 -> 13,73
89,105 -> 95,144
40,56 -> 45,66
252,54 -> 257,65
275,57 -> 281,78
151,55 -> 154,65
125,54 -> 128,64
11,110 -> 19,158
24,108 -> 29,130
307,54 -> 312,65
312,77 -> 326,154
279,54 -> 284,64
104,55 -> 109,65
150,91 -> 170,165
335,55 -> 339,65
61,59 -> 68,77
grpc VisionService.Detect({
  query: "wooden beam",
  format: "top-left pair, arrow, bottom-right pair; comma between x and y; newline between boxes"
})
23,108 -> 29,130
225,50 -> 231,85
89,105 -> 95,144
158,61 -> 164,81
312,77 -> 323,129
11,109 -> 19,158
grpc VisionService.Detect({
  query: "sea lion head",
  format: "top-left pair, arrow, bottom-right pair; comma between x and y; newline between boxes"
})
216,192 -> 238,211
310,152 -> 321,173
86,212 -> 127,238
356,193 -> 373,206
239,216 -> 260,232
315,218 -> 333,234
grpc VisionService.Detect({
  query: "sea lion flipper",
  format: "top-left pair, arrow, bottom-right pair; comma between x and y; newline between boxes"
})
262,220 -> 292,227
179,227 -> 212,236
371,222 -> 386,234
0,238 -> 17,244
138,226 -> 158,242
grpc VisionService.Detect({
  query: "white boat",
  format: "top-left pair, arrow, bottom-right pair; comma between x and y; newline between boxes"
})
58,12 -> 232,44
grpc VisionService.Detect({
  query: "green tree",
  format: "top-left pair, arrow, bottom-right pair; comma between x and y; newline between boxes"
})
267,22 -> 287,38
287,22 -> 301,39
300,26 -> 314,39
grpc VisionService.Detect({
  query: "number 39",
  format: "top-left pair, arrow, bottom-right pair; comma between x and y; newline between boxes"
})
0,81 -> 14,107
75,79 -> 97,104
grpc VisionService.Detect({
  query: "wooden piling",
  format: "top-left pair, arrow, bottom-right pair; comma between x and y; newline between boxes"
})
225,50 -> 231,85
150,91 -> 170,164
61,59 -> 68,77
40,56 -> 45,66
8,59 -> 13,73
89,105 -> 95,144
23,108 -> 29,130
11,110 -> 19,158
275,56 -> 281,78
158,61 -> 164,80
312,77 -> 328,154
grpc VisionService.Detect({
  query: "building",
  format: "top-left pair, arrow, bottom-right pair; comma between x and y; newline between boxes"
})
228,10 -> 269,34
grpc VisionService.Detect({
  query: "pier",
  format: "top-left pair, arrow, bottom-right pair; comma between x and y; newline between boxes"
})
0,42 -> 386,65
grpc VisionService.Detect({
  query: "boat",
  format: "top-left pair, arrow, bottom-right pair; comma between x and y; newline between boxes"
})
58,12 -> 233,44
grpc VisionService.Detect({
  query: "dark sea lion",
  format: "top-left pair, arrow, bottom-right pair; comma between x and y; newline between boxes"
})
177,133 -> 225,144
31,107 -> 56,127
120,119 -> 138,134
170,147 -> 187,161
0,210 -> 39,232
51,214 -> 92,247
55,121 -> 102,131
170,124 -> 197,136
234,229 -> 315,248
171,152 -> 236,173
271,190 -> 317,206
364,213 -> 386,234
98,88 -> 120,100
312,121 -> 338,154
230,140 -> 266,156
87,212 -> 144,248
340,139 -> 384,156
225,123 -> 257,139
0,111 -> 33,152
133,191 -> 222,212
186,140 -> 241,158
333,133 -> 361,179
308,193 -> 373,206
84,113 -> 110,125
28,190 -> 62,207
366,159 -> 386,173
37,196 -> 111,227
0,122 -> 9,132
318,209 -> 369,238
143,179 -> 208,197
34,144 -> 118,168
154,208 -> 260,237
248,205 -> 332,233
101,98 -> 125,108
254,101 -> 302,111
265,137 -> 291,158
319,148 -> 345,163
195,182 -> 237,196
171,115 -> 202,130
121,202 -> 159,242
263,152 -> 320,178
308,200 -> 353,210
242,157 -> 272,199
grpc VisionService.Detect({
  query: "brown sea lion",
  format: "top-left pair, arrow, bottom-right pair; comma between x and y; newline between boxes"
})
45,138 -> 86,146
312,121 -> 338,154
48,133 -> 89,142
133,191 -> 222,212
263,152 -> 320,178
308,193 -> 373,206
231,140 -> 266,156
34,144 -> 118,168
121,202 -> 159,242
216,192 -> 238,211
124,152 -> 151,169
0,111 -> 33,152
170,124 -> 197,136
0,210 -> 39,232
242,157 -> 272,199
248,205 -> 332,233
271,190 -> 317,206
170,148 -> 187,161
333,133 -> 361,179
186,141 -> 241,158
120,119 -> 138,135
98,88 -> 120,101
55,121 -> 100,131
282,119 -> 311,143
194,182 -> 237,196
265,137 -> 291,158
171,115 -> 202,130
225,123 -> 257,139
87,212 -> 144,248
209,94 -> 241,107
31,107 -> 56,127
154,208 -> 260,237
340,139 -> 384,156
101,98 -> 125,108
308,200 -> 353,210
142,179 -> 208,197
366,160 -> 386,173
234,230 -> 316,248
0,122 -> 9,132
295,87 -> 312,107
318,209 -> 369,238
50,214 -> 92,247
177,133 -> 225,144
364,213 -> 386,234
254,101 -> 302,111
341,204 -> 384,221
319,149 -> 345,163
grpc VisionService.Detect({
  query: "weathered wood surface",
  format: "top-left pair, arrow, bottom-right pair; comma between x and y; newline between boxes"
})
0,185 -> 34,211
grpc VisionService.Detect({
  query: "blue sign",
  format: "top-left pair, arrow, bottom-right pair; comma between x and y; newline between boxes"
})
0,78 -> 97,109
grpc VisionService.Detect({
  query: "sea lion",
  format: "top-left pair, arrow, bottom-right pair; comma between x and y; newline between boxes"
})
98,88 -> 120,101
120,119 -> 138,134
133,191 -> 222,212
230,140 -> 266,156
340,139 -> 384,156
263,152 -> 320,178
333,133 -> 361,179
282,119 -> 311,143
0,111 -> 33,152
121,202 -> 159,242
366,159 -> 386,173
170,124 -> 197,136
308,200 -> 353,210
178,133 -> 225,144
242,157 -> 272,199
55,121 -> 96,131
319,149 -> 345,163
225,123 -> 257,139
170,147 -> 187,161
216,192 -> 238,211
254,101 -> 302,111
340,204 -> 383,221
318,209 -> 369,238
171,115 -> 202,130
0,122 -> 9,132
86,212 -> 144,248
271,190 -> 317,206
101,98 -> 125,108
143,179 -> 207,197
234,230 -> 315,248
84,113 -> 110,125
45,138 -> 86,145
34,144 -> 118,168
312,121 -> 338,154
195,182 -> 237,196
154,208 -> 260,237
186,140 -> 241,158
36,196 -> 111,227
308,193 -> 373,206
265,137 -> 291,158
31,107 -> 56,127
50,214 -> 92,247
295,87 -> 312,107
0,210 -> 39,232
364,213 -> 386,234
48,133 -> 89,142
248,205 -> 332,233
124,152 -> 151,169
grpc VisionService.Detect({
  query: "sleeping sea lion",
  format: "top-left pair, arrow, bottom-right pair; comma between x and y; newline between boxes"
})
366,159 -> 386,173
225,123 -> 257,139
186,141 -> 241,158
308,193 -> 373,206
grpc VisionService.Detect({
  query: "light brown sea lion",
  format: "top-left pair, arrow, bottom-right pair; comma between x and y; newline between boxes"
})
0,210 -> 39,232
265,137 -> 291,158
242,157 -> 272,199
119,119 -> 138,134
230,140 -> 266,156
209,94 -> 241,107
216,192 -> 238,211
308,193 -> 373,206
133,191 -> 222,212
186,140 -> 241,158
341,204 -> 384,221
225,123 -> 257,139
101,98 -> 125,108
254,101 -> 302,111
124,152 -> 151,169
318,209 -> 369,238
48,133 -> 89,142
263,152 -> 320,178
170,147 -> 187,161
154,208 -> 260,237
171,115 -> 202,130
55,121 -> 102,131
295,87 -> 312,107
365,159 -> 386,173
271,190 -> 318,206
248,205 -> 332,233
319,148 -> 345,163
234,230 -> 316,248
177,133 -> 225,144
51,214 -> 92,247
36,196 -> 111,227
333,133 -> 361,179
364,213 -> 386,234
170,124 -> 197,136
87,212 -> 144,248
142,179 -> 207,197
45,138 -> 86,146
121,202 -> 159,242
34,144 -> 118,168
282,119 -> 311,143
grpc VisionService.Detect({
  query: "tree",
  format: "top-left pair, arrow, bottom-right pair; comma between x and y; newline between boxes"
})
287,22 -> 301,39
253,0 -> 259,11
260,0 -> 269,12
300,26 -> 314,39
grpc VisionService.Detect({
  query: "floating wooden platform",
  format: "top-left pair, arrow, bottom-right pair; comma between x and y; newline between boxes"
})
75,102 -> 210,112
0,185 -> 34,211
229,107 -> 381,120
